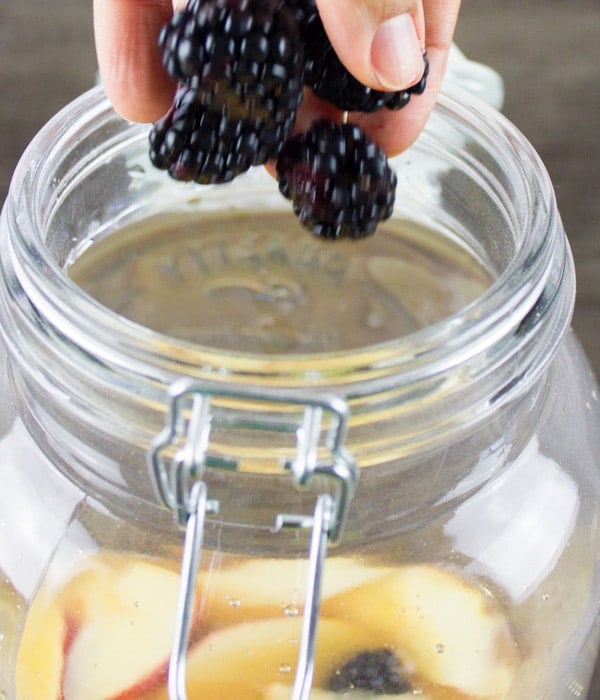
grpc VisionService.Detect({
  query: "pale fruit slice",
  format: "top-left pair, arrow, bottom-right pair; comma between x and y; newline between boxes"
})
264,685 -> 428,699
141,681 -> 266,700
203,556 -> 391,627
326,564 -> 518,698
16,594 -> 70,700
57,558 -> 121,627
180,616 -> 390,697
62,560 -> 197,700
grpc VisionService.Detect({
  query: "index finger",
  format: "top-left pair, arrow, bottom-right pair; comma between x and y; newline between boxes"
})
93,0 -> 176,122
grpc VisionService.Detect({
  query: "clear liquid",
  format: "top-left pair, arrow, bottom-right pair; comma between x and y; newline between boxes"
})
12,212 -> 596,698
68,210 -> 492,354
16,550 -> 521,700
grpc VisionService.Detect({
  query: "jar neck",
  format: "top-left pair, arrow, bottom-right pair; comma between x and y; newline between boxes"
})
0,88 -> 575,542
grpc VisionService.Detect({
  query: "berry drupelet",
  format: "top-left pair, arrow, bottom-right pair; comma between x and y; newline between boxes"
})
149,0 -> 304,184
276,119 -> 397,240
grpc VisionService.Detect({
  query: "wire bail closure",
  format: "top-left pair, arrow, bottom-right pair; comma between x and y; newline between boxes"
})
148,378 -> 359,700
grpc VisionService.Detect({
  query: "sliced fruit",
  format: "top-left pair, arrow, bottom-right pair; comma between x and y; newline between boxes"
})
16,593 -> 70,700
178,615 -> 389,697
264,685 -> 426,699
62,560 -> 198,700
203,556 -> 391,628
56,557 -> 122,628
325,564 -> 518,698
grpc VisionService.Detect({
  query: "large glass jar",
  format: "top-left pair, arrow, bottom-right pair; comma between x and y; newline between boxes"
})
1,85 -> 599,700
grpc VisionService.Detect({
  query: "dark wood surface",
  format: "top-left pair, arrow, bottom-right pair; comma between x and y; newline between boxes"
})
1,1 -> 599,695
455,0 -> 600,384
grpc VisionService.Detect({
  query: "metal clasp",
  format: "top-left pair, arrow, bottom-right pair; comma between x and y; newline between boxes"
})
148,378 -> 358,700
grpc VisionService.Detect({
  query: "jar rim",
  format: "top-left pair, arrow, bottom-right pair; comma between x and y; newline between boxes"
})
2,85 -> 572,395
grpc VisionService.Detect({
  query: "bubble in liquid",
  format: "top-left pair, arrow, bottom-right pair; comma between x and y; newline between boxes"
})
366,309 -> 386,330
228,598 -> 241,608
435,643 -> 445,654
542,592 -> 550,601
128,164 -> 147,178
278,664 -> 292,674
283,604 -> 299,618
565,678 -> 584,697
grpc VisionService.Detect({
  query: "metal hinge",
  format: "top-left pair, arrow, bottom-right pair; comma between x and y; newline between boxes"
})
148,377 -> 359,700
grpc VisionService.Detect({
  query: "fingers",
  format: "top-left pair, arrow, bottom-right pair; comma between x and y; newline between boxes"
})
313,0 -> 461,155
352,41 -> 449,155
94,0 -> 460,156
316,0 -> 425,92
93,0 -> 176,122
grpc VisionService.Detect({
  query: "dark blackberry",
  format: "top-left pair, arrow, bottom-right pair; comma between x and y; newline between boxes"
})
276,119 -> 397,239
301,4 -> 429,113
149,84 -> 295,184
281,0 -> 318,32
327,649 -> 411,694
150,0 -> 304,182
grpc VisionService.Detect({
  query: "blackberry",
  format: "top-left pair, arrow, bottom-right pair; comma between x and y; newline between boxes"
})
150,0 -> 304,183
150,85 -> 295,183
327,649 -> 411,694
301,3 -> 429,113
276,119 -> 397,239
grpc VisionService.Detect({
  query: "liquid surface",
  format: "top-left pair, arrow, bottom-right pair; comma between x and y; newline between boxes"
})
68,211 -> 492,354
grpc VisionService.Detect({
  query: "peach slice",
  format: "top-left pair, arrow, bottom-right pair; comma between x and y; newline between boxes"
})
57,557 -> 122,627
325,564 -> 518,698
16,555 -> 126,700
202,556 -> 391,628
16,593 -> 70,700
62,560 -> 198,700
175,615 -> 390,698
264,686 -> 430,699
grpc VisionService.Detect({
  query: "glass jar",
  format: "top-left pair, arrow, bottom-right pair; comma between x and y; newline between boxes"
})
1,85 -> 599,700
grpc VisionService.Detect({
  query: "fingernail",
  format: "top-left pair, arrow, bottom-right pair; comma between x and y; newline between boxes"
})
371,13 -> 423,90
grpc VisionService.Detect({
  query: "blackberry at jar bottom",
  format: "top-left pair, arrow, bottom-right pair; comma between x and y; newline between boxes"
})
0,86 -> 600,700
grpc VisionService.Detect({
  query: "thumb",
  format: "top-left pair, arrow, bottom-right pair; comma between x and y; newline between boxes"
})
315,0 -> 426,92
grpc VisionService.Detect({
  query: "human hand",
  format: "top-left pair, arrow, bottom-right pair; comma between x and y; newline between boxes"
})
93,0 -> 461,155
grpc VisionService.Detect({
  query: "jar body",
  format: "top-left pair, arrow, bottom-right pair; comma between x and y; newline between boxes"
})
1,87 -> 600,700
1,332 -> 599,699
